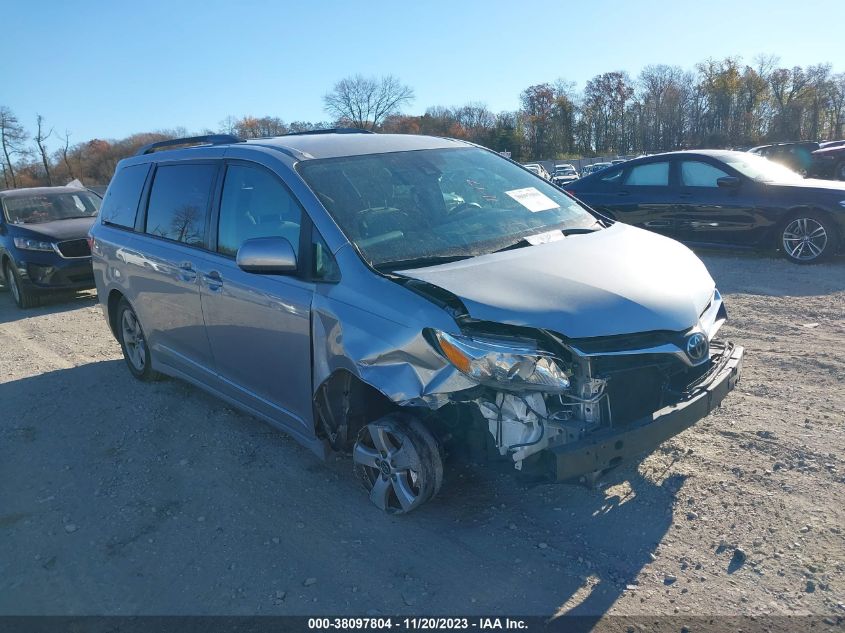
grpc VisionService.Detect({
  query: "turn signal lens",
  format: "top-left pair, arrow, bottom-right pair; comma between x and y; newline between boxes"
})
436,334 -> 472,373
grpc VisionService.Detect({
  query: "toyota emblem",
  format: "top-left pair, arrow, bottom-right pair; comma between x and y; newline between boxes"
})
686,333 -> 708,363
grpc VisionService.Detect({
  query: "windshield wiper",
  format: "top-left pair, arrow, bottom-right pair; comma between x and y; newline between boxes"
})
492,226 -> 602,253
376,254 -> 473,272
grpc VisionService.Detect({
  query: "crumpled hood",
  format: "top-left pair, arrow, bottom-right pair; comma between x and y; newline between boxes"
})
11,217 -> 96,241
397,223 -> 715,339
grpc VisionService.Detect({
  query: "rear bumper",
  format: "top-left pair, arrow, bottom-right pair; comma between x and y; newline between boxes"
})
547,343 -> 744,481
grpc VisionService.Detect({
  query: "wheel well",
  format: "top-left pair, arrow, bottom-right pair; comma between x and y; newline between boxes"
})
313,370 -> 397,450
313,369 -> 483,458
106,289 -> 125,339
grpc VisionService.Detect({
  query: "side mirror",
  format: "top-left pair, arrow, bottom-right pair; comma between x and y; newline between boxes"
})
716,176 -> 741,189
236,236 -> 297,274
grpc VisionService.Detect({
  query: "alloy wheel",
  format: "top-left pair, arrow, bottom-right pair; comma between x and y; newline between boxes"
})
121,309 -> 147,371
782,217 -> 828,262
352,417 -> 438,514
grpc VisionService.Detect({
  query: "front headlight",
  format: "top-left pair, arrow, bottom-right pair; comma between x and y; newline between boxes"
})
13,237 -> 55,252
432,330 -> 570,393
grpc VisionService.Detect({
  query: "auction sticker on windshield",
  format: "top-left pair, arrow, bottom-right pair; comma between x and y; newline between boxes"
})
504,187 -> 559,212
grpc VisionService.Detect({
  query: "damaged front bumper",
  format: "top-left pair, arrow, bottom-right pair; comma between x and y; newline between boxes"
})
545,343 -> 744,481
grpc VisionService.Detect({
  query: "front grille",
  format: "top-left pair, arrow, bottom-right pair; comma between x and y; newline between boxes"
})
56,239 -> 91,258
595,354 -> 711,425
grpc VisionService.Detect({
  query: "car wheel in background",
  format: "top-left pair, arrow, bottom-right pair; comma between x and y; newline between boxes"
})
3,261 -> 40,309
117,297 -> 162,381
353,413 -> 443,514
780,212 -> 838,264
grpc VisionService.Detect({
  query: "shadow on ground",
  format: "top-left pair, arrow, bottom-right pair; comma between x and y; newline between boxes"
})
0,287 -> 97,325
0,360 -> 679,616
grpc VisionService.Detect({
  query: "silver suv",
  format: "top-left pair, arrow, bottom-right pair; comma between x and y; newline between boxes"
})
90,131 -> 743,514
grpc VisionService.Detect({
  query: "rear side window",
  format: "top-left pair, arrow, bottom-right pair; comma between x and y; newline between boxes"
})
145,164 -> 217,247
100,164 -> 150,228
624,162 -> 670,186
600,168 -> 624,184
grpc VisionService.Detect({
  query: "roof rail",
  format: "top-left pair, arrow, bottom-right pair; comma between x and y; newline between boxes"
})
283,127 -> 374,136
135,134 -> 244,156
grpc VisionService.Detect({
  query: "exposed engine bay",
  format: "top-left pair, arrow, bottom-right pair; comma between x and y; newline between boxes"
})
434,290 -> 731,474
476,366 -> 607,471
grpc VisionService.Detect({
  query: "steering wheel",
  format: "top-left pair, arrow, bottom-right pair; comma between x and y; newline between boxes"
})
448,202 -> 484,217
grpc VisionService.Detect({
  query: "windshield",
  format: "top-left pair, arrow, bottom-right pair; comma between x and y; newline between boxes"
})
721,153 -> 804,183
297,148 -> 598,269
2,191 -> 101,224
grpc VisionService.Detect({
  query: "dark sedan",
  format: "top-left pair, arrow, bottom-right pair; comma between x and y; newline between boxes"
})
0,186 -> 101,308
809,144 -> 845,181
565,150 -> 845,264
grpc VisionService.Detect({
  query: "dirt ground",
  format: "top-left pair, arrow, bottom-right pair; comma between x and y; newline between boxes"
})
0,251 -> 843,619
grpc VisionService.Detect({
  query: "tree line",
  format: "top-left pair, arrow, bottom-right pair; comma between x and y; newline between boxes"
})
2,55 -> 843,190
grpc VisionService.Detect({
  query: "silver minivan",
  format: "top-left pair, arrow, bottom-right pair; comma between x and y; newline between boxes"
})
90,131 -> 743,514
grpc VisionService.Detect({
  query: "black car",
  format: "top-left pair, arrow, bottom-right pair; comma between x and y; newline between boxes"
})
809,144 -> 845,181
0,186 -> 102,307
748,141 -> 820,175
565,150 -> 845,264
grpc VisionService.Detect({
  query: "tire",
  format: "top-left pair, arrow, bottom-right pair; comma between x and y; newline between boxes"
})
352,412 -> 443,514
116,298 -> 163,381
4,261 -> 40,309
779,211 -> 839,264
405,416 -> 445,497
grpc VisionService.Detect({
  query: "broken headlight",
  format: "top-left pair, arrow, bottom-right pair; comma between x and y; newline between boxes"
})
431,330 -> 570,393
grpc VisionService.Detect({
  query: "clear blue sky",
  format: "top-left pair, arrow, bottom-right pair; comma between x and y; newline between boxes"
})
6,0 -> 844,151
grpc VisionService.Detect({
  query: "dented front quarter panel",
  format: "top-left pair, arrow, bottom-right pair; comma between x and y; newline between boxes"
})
312,245 -> 475,407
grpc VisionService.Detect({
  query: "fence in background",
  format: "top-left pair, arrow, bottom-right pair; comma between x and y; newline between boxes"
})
531,155 -> 638,174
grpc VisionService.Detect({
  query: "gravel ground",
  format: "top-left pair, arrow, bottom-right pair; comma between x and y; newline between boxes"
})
0,252 -> 843,618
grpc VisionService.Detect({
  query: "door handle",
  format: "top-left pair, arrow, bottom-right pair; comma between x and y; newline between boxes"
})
178,261 -> 197,282
204,270 -> 223,290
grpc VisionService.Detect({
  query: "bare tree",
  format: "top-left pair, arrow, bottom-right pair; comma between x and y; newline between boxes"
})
0,106 -> 28,189
60,131 -> 75,181
35,114 -> 54,185
324,75 -> 414,130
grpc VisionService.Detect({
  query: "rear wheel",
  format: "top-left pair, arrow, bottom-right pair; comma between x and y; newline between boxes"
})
352,413 -> 443,514
117,298 -> 162,381
780,212 -> 838,264
4,261 -> 39,309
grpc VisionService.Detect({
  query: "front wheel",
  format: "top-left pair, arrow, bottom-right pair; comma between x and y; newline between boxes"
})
352,413 -> 443,514
4,262 -> 40,309
117,298 -> 162,381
